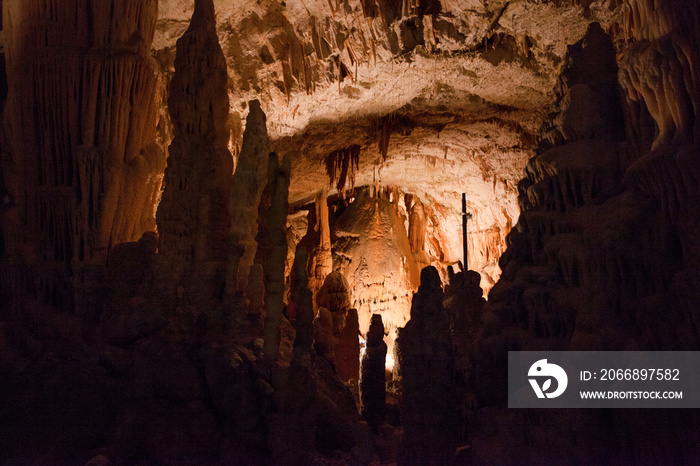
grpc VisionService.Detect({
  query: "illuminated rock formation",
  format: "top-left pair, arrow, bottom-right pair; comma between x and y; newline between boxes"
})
298,189 -> 333,306
315,271 -> 361,382
333,189 -> 420,356
2,0 -> 161,270
316,271 -> 351,336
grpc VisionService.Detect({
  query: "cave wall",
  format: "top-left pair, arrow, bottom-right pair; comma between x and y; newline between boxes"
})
459,0 -> 700,462
2,0 -> 162,263
484,0 -> 700,355
0,0 -> 164,315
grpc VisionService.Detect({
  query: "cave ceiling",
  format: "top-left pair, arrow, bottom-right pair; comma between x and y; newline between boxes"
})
153,0 -> 622,278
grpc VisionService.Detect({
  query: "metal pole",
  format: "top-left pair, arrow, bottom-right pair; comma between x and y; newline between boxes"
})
462,193 -> 468,271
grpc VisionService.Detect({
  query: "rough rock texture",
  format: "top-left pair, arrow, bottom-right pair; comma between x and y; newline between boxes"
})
456,2 -> 700,463
360,313 -> 387,433
313,306 -> 336,364
291,247 -> 314,366
333,189 -> 420,358
1,0 -> 162,306
262,152 -> 291,362
336,307 -> 361,383
316,271 -> 352,336
227,100 -> 270,294
298,189 -> 334,306
5,0 -> 700,463
397,266 -> 459,465
0,3 -> 363,463
156,0 -> 233,299
316,271 -> 361,382
153,0 -> 623,293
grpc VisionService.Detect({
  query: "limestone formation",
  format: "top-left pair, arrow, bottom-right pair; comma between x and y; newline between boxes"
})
262,153 -> 292,362
335,307 -> 361,383
2,0 -> 161,267
316,271 -> 351,336
156,0 -> 232,295
5,0 -> 700,464
297,189 -> 333,308
313,307 -> 335,364
398,266 -> 459,465
291,248 -> 314,366
227,100 -> 269,294
332,189 -> 420,358
407,197 -> 427,256
360,313 -> 387,434
461,3 -> 700,462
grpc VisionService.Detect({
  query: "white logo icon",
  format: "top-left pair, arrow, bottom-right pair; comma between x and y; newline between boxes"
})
528,359 -> 568,398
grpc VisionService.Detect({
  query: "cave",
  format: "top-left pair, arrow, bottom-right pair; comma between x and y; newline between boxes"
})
1,0 -> 699,464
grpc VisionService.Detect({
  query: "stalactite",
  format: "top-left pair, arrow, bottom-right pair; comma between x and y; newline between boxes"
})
360,0 -> 378,17
375,113 -> 414,161
263,153 -> 291,363
324,144 -> 360,195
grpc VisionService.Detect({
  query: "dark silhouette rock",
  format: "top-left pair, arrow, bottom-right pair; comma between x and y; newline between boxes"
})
397,266 -> 459,465
360,313 -> 387,433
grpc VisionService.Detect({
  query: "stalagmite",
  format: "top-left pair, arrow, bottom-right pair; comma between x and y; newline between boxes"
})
291,248 -> 314,365
314,190 -> 334,302
314,307 -> 336,363
262,153 -> 291,362
156,0 -> 232,296
360,313 -> 387,433
336,308 -> 361,383
316,271 -> 360,382
316,271 -> 351,336
398,266 -> 459,465
267,247 -> 316,461
227,100 -> 270,294
408,197 -> 427,255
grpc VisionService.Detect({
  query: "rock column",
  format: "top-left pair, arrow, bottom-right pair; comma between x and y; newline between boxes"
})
262,153 -> 291,362
397,266 -> 459,465
360,313 -> 387,433
3,0 -> 162,269
156,0 -> 232,298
